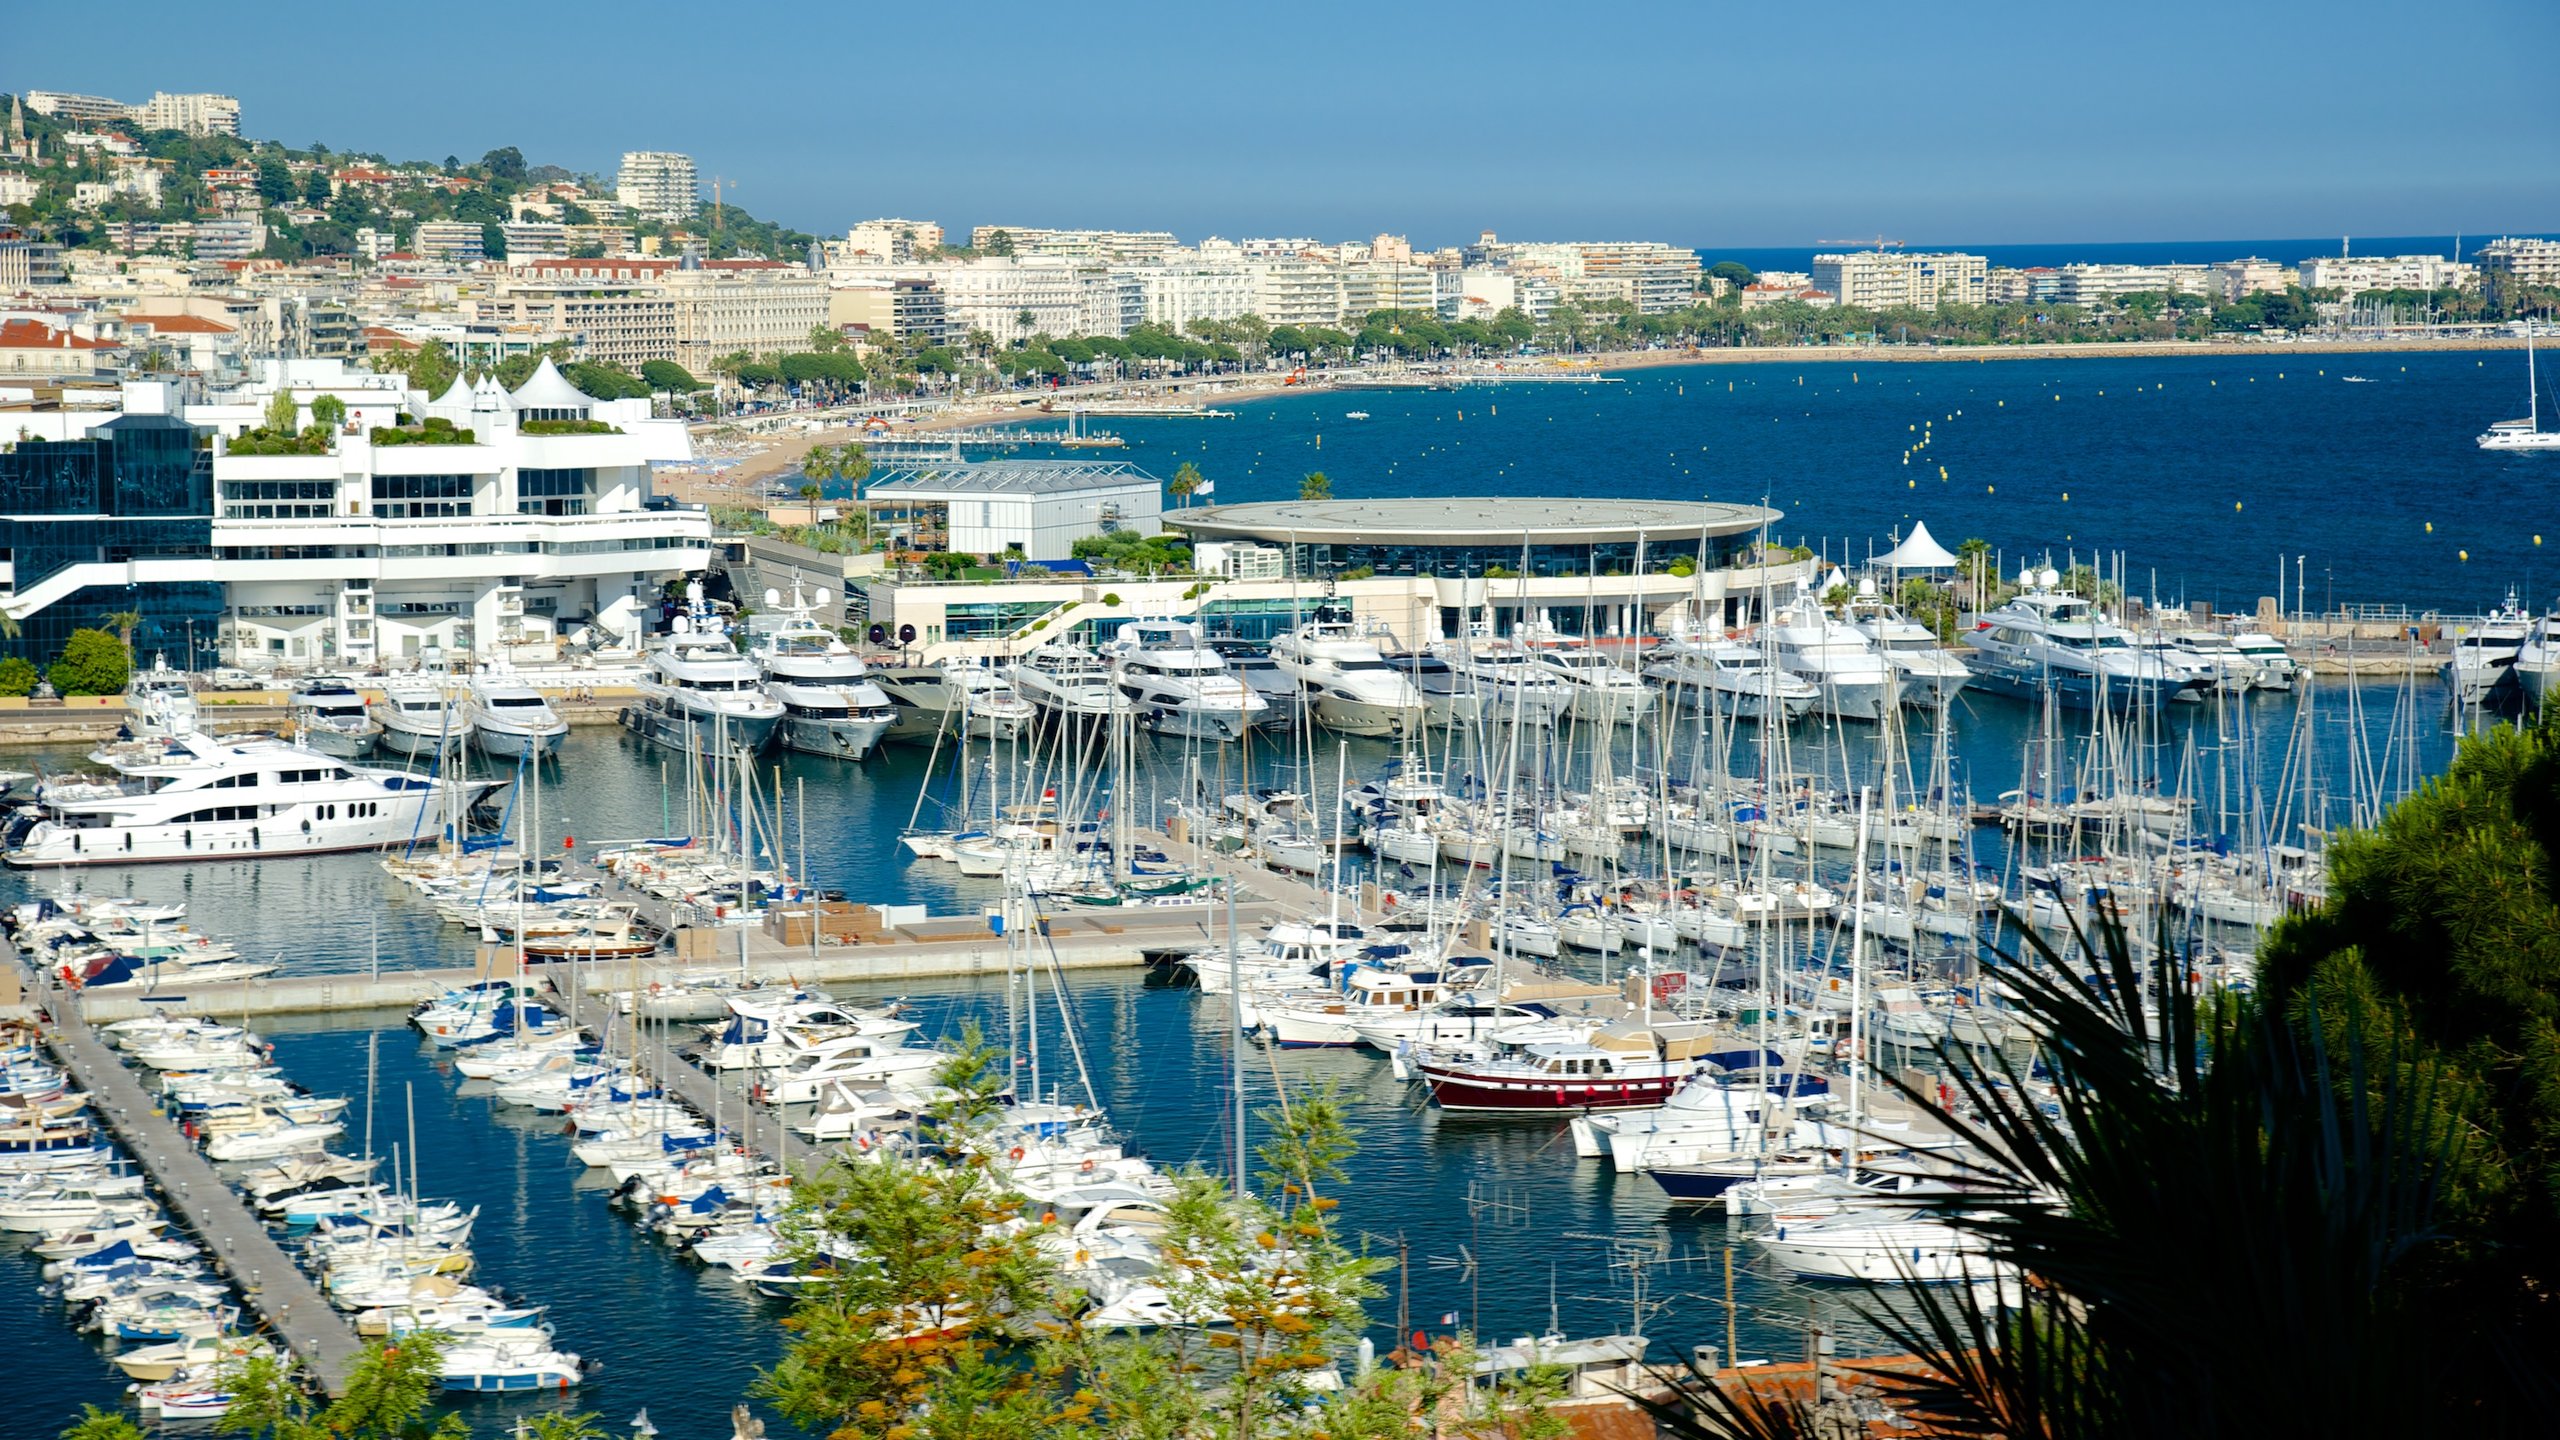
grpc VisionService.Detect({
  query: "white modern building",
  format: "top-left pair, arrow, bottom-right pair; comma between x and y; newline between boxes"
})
616,150 -> 699,224
864,460 -> 1163,561
1812,250 -> 1989,311
132,92 -> 240,137
968,226 -> 1178,263
412,221 -> 486,265
2051,263 -> 2215,305
177,359 -> 706,664
2297,254 -> 2473,295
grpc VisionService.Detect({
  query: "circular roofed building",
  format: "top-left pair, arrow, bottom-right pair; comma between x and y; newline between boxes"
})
1164,496 -> 1778,580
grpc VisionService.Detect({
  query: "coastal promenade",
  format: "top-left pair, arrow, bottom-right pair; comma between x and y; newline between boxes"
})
13,949 -> 365,1396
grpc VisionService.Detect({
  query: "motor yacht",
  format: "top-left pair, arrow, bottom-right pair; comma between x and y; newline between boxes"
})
1762,590 -> 1898,721
1843,590 -> 1972,707
2228,631 -> 2297,690
942,657 -> 1035,739
288,674 -> 383,758
465,663 -> 568,759
1641,636 -> 1817,720
4,732 -> 501,868
1104,618 -> 1266,741
1270,606 -> 1425,738
1426,626 -> 1572,725
1962,573 -> 2208,709
1011,643 -> 1121,723
751,583 -> 895,761
2515,611 -> 2560,708
122,657 -> 199,740
621,588 -> 782,758
2443,594 -> 2532,703
1522,624 -> 1652,724
374,675 -> 463,758
1204,638 -> 1302,729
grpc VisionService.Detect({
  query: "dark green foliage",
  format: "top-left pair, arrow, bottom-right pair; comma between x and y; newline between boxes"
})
1068,530 -> 1192,574
640,359 -> 705,392
561,361 -> 650,401
48,628 -> 130,697
0,656 -> 38,696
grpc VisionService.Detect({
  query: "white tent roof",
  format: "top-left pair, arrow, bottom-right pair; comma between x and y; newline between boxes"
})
1876,520 -> 1960,569
430,374 -> 474,410
507,357 -> 591,412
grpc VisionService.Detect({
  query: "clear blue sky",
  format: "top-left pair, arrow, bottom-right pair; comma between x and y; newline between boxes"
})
11,0 -> 2556,248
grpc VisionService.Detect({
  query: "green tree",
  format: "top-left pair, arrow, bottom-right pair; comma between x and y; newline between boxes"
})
99,609 -> 141,658
262,390 -> 298,435
1299,470 -> 1332,501
48,628 -> 130,697
300,167 -> 331,207
640,359 -> 704,392
310,394 -> 347,431
406,341 -> 459,399
1169,461 -> 1203,508
479,146 -> 526,183
0,656 -> 38,696
57,1405 -> 146,1440
219,1333 -> 460,1440
254,155 -> 294,205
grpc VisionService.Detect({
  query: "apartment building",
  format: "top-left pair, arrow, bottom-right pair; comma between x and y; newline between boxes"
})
0,223 -> 68,288
2297,253 -> 2473,295
411,221 -> 486,265
2051,263 -> 2214,305
917,258 -> 1093,342
23,90 -> 130,125
1119,262 -> 1259,331
2477,236 -> 2560,289
132,92 -> 241,137
840,218 -> 945,263
615,150 -> 699,224
1812,250 -> 1989,311
1337,261 -> 1440,318
2214,258 -> 2293,302
1251,261 -> 1347,327
189,219 -> 265,262
969,226 -> 1179,263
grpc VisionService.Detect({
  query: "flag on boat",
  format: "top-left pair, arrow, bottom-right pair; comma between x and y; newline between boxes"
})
1441,1312 -> 1459,1325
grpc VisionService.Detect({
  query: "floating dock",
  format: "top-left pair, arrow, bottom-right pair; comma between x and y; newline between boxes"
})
15,950 -> 366,1396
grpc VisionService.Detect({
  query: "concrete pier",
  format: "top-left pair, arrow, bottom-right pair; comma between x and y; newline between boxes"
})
16,954 -> 365,1396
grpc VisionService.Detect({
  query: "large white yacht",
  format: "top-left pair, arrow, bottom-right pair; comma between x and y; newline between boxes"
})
4,732 -> 502,867
1763,591 -> 1899,720
1520,619 -> 1652,723
750,584 -> 894,761
374,675 -> 464,759
621,588 -> 782,758
2443,594 -> 2533,703
1427,627 -> 1573,725
288,675 -> 383,758
1962,572 -> 2208,709
1010,644 -> 1121,723
2515,611 -> 2560,708
465,663 -> 568,759
1103,618 -> 1265,741
1205,639 -> 1302,730
1842,588 -> 1972,708
870,659 -> 1031,743
1270,606 -> 1426,738
122,657 -> 199,741
1641,635 -> 1818,720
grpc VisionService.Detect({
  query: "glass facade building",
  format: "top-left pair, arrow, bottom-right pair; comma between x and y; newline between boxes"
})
0,414 -> 225,669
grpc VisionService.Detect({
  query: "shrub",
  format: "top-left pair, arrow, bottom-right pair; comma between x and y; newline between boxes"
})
0,656 -> 35,696
1101,592 -> 1122,606
370,425 -> 476,446
519,419 -> 620,437
47,628 -> 129,697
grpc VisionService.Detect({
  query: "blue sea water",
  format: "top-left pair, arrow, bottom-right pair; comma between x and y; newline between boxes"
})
1031,349 -> 2556,616
7,348 -> 2536,1436
1697,234 -> 2557,274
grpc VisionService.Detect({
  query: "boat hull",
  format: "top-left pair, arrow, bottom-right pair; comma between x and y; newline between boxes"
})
1418,1065 -> 1687,1112
619,700 -> 777,758
473,723 -> 567,759
774,713 -> 892,761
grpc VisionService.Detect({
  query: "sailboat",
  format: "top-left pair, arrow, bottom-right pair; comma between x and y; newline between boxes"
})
2479,326 -> 2560,451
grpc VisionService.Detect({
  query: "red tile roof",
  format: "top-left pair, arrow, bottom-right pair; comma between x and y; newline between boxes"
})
0,318 -> 118,350
125,313 -> 236,334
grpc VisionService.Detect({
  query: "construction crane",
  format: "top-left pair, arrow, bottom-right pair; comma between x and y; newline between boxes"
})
710,175 -> 733,232
1815,234 -> 1905,252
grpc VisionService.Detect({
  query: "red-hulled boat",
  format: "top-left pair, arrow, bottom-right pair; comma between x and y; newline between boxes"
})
1416,1039 -> 1701,1113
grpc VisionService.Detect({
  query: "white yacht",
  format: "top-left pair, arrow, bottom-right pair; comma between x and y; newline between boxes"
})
2478,328 -> 2560,452
1521,621 -> 1651,723
465,664 -> 567,759
943,658 -> 1035,740
1641,636 -> 1817,721
1386,648 -> 1482,728
4,732 -> 502,867
2443,594 -> 2532,703
1962,573 -> 2208,710
374,675 -> 464,759
2165,631 -> 2262,694
2229,632 -> 2297,690
621,589 -> 782,758
1011,644 -> 1120,723
1269,606 -> 1425,738
751,584 -> 895,761
1763,591 -> 1899,720
2515,612 -> 2560,708
1104,618 -> 1265,741
1843,589 -> 1972,707
289,674 -> 383,758
1204,638 -> 1302,729
1428,627 -> 1573,725
122,657 -> 198,740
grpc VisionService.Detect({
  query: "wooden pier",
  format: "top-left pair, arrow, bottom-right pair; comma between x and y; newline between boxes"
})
15,952 -> 365,1397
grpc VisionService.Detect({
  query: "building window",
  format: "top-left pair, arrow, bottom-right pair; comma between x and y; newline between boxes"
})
517,467 -> 591,516
222,480 -> 336,519
371,473 -> 473,518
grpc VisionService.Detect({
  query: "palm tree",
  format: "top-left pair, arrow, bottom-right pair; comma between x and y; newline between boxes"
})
1170,461 -> 1203,508
100,609 -> 141,659
1299,471 -> 1332,501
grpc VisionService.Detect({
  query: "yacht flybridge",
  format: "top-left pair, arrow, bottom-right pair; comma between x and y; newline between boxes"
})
1104,617 -> 1266,741
1763,590 -> 1899,721
3,732 -> 502,867
465,663 -> 568,759
1842,586 -> 1972,707
751,581 -> 895,761
621,585 -> 783,758
1270,605 -> 1426,738
1962,572 -> 2208,709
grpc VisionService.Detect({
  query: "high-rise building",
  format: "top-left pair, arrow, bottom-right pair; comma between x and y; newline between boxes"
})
23,90 -> 129,125
2469,237 -> 2559,305
1811,250 -> 1988,311
412,221 -> 487,266
615,151 -> 699,225
132,92 -> 241,136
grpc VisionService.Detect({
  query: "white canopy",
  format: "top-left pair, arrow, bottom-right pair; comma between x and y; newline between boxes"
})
507,356 -> 592,414
1876,520 -> 1960,570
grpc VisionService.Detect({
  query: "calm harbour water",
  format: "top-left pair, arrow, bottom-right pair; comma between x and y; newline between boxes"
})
10,347 -> 2539,1437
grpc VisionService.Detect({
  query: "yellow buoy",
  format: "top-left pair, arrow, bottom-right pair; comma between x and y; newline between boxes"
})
2425,521 -> 2433,533
1908,479 -> 1915,488
2062,492 -> 2070,501
2460,550 -> 2470,561
2537,535 -> 2544,545
1987,485 -> 1996,494
1998,399 -> 2005,407
1939,465 -> 1948,479
2235,502 -> 2243,512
